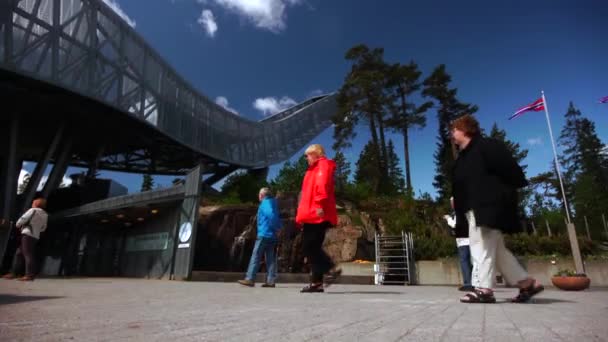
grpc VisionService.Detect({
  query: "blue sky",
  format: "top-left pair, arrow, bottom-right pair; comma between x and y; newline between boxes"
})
23,0 -> 608,197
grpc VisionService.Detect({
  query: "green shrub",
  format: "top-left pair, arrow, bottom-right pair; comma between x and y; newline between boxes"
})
412,233 -> 457,260
504,234 -> 598,257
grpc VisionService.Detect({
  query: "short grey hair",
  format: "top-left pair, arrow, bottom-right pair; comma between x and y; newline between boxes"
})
259,187 -> 273,198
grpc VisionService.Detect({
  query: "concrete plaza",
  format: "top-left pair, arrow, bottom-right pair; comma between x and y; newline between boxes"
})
1,278 -> 607,341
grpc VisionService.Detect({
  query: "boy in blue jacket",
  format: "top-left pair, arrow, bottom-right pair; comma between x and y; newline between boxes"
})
238,188 -> 282,287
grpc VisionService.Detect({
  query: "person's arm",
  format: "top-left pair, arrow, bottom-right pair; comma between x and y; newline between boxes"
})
40,213 -> 48,233
15,208 -> 34,229
313,162 -> 331,216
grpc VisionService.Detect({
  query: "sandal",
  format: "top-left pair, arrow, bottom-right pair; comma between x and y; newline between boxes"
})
512,283 -> 544,303
324,268 -> 342,288
460,289 -> 496,304
301,283 -> 324,293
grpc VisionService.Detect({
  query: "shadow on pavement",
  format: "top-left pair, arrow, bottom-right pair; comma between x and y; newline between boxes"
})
325,291 -> 404,295
495,298 -> 576,304
525,298 -> 577,304
0,295 -> 64,306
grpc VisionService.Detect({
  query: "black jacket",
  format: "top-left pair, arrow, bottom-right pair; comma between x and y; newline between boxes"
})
452,136 -> 528,238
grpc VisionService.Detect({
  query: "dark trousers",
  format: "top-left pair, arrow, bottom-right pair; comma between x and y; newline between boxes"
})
302,222 -> 334,283
457,245 -> 473,286
11,235 -> 38,277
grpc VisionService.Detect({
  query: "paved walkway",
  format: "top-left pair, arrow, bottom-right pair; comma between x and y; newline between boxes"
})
1,278 -> 607,341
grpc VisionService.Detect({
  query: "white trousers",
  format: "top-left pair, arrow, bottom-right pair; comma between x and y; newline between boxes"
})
466,211 -> 528,289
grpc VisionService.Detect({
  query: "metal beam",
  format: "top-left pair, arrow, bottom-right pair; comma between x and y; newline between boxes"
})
41,135 -> 73,198
22,123 -> 65,213
2,118 -> 19,220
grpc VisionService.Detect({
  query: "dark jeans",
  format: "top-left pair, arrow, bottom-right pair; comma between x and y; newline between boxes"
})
302,222 -> 334,283
11,235 -> 38,277
457,245 -> 473,286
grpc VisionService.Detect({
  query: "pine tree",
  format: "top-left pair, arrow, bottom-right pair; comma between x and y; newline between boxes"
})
488,122 -> 530,215
386,139 -> 406,194
385,61 -> 433,193
571,117 -> 608,237
422,64 -> 478,202
558,102 -> 582,200
141,173 -> 154,192
333,151 -> 351,194
354,141 -> 382,191
488,123 -> 528,170
270,156 -> 309,193
222,170 -> 268,203
334,44 -> 390,193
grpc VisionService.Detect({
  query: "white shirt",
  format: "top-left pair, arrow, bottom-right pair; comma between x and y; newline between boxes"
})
444,214 -> 470,247
16,208 -> 48,239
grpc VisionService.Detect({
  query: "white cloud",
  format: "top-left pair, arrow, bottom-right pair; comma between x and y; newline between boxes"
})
211,0 -> 303,33
253,96 -> 297,116
102,0 -> 136,27
308,89 -> 324,98
527,137 -> 543,146
197,9 -> 218,37
215,96 -> 239,115
17,169 -> 72,192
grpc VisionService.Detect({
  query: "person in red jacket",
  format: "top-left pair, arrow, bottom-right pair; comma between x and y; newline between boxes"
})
296,144 -> 341,293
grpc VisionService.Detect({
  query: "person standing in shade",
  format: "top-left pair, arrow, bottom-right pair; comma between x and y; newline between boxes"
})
2,198 -> 48,281
238,188 -> 282,288
296,144 -> 340,293
444,197 -> 473,292
451,114 -> 544,303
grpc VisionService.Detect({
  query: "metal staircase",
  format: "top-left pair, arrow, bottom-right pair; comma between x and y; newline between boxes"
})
374,231 -> 415,285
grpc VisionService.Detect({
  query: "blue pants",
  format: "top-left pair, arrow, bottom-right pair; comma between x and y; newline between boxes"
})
245,237 -> 277,284
458,245 -> 473,286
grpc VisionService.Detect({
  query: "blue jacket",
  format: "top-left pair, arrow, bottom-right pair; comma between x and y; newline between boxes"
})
257,197 -> 282,239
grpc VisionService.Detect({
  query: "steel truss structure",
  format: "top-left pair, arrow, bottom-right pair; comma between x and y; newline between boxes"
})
0,0 -> 337,172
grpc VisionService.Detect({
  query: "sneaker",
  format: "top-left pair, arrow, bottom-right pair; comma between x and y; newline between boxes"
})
237,279 -> 254,287
17,275 -> 34,281
2,273 -> 16,279
261,283 -> 276,288
300,284 -> 324,293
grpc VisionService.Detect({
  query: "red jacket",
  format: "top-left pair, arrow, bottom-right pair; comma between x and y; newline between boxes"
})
296,157 -> 338,226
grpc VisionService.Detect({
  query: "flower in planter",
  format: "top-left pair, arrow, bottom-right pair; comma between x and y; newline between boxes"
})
552,269 -> 590,291
553,268 -> 587,277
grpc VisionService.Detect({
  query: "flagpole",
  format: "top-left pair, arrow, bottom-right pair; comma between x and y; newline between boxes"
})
542,90 -> 584,273
541,90 -> 572,224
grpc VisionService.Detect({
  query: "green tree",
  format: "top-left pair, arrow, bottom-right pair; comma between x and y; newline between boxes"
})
222,171 -> 268,203
141,173 -> 154,192
558,102 -> 583,205
488,122 -> 531,215
488,123 -> 528,170
334,44 -> 390,193
354,141 -> 382,191
385,61 -> 433,193
557,102 -> 608,237
333,151 -> 351,194
270,156 -> 309,192
422,64 -> 478,202
571,118 -> 608,237
386,139 -> 406,195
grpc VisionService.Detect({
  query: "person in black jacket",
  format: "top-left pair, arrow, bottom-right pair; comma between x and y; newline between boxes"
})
451,115 -> 544,303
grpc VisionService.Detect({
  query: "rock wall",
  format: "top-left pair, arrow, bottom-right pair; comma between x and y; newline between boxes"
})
193,196 -> 376,273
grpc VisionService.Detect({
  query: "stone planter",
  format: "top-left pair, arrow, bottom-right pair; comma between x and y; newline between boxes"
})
551,276 -> 591,291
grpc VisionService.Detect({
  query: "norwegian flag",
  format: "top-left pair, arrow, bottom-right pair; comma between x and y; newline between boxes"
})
599,95 -> 608,104
509,98 -> 545,120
